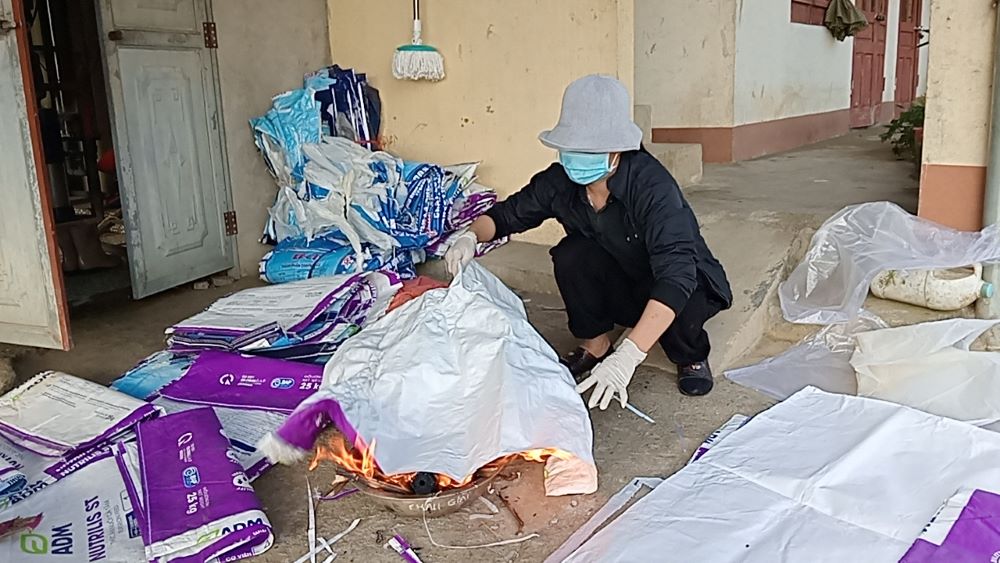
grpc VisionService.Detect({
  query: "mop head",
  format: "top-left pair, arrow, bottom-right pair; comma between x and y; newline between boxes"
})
393,44 -> 445,81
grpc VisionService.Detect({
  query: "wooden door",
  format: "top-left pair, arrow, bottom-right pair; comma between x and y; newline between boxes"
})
850,0 -> 889,128
893,0 -> 922,113
98,0 -> 236,298
0,0 -> 70,349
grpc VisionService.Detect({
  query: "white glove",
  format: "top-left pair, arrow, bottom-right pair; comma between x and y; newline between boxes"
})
445,230 -> 478,276
575,339 -> 647,410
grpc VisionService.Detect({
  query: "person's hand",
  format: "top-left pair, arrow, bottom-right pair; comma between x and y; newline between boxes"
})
575,339 -> 647,409
445,230 -> 478,276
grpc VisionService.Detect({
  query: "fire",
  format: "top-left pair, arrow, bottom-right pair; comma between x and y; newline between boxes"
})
311,432 -> 569,494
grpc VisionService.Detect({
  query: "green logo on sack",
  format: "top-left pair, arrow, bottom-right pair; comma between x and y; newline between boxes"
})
19,523 -> 73,555
20,533 -> 47,554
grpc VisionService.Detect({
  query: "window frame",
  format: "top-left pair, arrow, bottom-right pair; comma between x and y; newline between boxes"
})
791,0 -> 829,26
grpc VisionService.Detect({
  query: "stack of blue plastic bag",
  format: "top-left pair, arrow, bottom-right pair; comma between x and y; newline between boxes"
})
251,65 -> 503,285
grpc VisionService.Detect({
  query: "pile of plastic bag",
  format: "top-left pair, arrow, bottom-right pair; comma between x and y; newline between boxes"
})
252,66 -> 504,284
0,372 -> 275,562
166,270 -> 399,363
307,65 -> 380,149
730,202 -> 1000,421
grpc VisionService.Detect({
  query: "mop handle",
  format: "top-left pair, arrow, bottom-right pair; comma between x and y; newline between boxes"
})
411,0 -> 423,44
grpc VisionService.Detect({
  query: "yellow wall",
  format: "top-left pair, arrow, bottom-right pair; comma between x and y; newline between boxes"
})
922,1 -> 995,167
328,0 -> 634,246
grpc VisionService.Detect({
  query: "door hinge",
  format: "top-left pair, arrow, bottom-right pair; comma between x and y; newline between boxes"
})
202,21 -> 217,49
223,211 -> 237,236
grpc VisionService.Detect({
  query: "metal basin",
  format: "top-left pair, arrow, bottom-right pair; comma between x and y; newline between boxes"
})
353,465 -> 505,518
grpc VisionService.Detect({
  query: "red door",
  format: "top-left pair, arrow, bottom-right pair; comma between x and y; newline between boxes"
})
893,0 -> 922,113
850,0 -> 889,128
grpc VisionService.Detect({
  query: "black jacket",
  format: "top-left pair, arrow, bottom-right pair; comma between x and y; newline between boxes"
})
485,149 -> 732,314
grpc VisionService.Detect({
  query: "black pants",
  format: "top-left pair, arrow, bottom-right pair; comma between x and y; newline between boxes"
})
551,234 -> 722,366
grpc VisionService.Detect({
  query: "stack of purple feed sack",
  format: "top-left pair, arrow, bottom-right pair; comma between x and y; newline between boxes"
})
166,270 -> 400,364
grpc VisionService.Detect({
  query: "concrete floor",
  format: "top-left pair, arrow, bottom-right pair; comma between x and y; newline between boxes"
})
11,131 -> 918,562
688,129 -> 919,218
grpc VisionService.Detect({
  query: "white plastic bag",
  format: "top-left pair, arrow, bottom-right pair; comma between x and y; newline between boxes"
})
563,387 -> 1000,562
779,202 -> 1000,324
302,138 -> 401,252
262,263 -> 598,495
851,318 -> 1000,426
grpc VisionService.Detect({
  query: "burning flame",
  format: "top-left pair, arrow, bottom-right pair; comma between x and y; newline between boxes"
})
310,432 -> 569,494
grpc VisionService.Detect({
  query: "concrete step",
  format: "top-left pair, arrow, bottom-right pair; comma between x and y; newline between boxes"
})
649,142 -> 703,187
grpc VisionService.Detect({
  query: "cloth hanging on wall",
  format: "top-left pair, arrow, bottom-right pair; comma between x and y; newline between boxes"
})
826,0 -> 869,41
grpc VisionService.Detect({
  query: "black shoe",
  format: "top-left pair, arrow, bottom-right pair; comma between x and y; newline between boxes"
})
677,361 -> 714,396
561,347 -> 613,381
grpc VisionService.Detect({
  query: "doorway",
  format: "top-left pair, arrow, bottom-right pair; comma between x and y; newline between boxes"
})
21,0 -> 130,308
0,0 -> 237,350
893,0 -> 922,113
850,0 -> 889,128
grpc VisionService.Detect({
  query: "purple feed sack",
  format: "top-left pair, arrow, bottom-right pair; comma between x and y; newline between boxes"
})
0,453 -> 146,561
158,351 -> 323,413
150,396 -> 287,482
120,408 -> 273,562
900,488 -> 1000,563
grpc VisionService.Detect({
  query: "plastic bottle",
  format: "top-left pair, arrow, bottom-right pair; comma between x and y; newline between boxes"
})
870,265 -> 995,311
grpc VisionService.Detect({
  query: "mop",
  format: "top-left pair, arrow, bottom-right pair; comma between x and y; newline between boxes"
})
393,0 -> 445,81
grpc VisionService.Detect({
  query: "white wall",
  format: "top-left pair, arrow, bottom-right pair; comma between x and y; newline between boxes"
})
637,0 -> 918,130
635,0 -> 737,127
733,1 -> 853,126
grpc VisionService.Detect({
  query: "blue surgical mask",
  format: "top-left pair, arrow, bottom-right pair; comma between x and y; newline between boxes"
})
559,151 -> 614,185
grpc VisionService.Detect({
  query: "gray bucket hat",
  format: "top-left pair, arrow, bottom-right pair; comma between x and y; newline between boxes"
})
539,74 -> 643,153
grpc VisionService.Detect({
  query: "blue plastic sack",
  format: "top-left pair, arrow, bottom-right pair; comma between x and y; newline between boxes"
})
258,231 -> 419,284
111,350 -> 195,399
250,89 -> 321,183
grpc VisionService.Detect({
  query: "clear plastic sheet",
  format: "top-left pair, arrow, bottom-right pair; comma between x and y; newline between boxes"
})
779,202 -> 1000,325
725,312 -> 887,400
